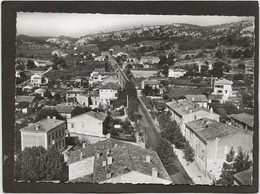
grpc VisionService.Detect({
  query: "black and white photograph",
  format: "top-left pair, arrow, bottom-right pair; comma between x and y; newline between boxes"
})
2,1 -> 259,193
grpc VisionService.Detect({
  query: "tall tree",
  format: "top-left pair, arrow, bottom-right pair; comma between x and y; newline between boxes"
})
35,108 -> 65,122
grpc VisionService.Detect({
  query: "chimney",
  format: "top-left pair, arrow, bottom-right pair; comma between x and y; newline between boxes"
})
35,125 -> 40,131
146,155 -> 151,162
152,167 -> 158,180
79,151 -> 83,160
107,155 -> 113,165
210,107 -> 213,113
102,160 -> 107,166
106,171 -> 112,179
106,148 -> 110,155
53,116 -> 56,119
47,116 -> 50,119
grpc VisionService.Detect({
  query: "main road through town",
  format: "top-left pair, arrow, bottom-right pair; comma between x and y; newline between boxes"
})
106,51 -> 193,184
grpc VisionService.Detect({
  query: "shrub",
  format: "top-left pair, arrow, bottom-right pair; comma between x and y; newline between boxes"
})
183,141 -> 195,163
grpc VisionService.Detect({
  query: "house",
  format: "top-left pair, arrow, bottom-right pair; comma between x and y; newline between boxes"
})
90,95 -> 110,109
94,55 -> 107,61
31,74 -> 43,86
22,84 -> 34,93
34,59 -> 53,67
131,69 -> 158,78
102,76 -> 121,86
184,118 -> 253,180
67,138 -> 172,184
54,104 -> 75,119
76,94 -> 90,107
141,79 -> 160,89
15,71 -> 21,78
20,116 -> 66,152
99,82 -> 120,100
212,78 -> 233,100
34,88 -> 46,97
185,95 -> 208,108
15,95 -> 36,107
233,168 -> 252,185
168,68 -> 187,78
228,113 -> 254,131
67,111 -> 108,137
139,56 -> 160,65
66,88 -> 86,99
166,99 -> 220,135
89,68 -> 118,84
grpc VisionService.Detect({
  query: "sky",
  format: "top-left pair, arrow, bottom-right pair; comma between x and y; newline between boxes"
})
17,13 -> 254,38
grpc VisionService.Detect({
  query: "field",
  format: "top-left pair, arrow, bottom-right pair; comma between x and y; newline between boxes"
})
16,48 -> 54,60
166,85 -> 212,99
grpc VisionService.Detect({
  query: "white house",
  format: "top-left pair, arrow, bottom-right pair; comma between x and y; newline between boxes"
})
166,99 -> 220,135
213,78 -> 233,97
99,82 -> 120,100
185,95 -> 208,108
76,94 -> 90,107
168,68 -> 187,78
15,71 -> 21,78
67,111 -> 107,137
31,74 -> 43,86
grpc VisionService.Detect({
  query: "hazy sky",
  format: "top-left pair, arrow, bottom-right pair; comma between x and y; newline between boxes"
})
17,13 -> 254,38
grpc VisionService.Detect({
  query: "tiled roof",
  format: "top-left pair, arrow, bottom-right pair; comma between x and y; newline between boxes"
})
214,78 -> 233,85
66,89 -> 86,94
16,96 -> 36,104
87,111 -> 107,121
70,111 -> 107,122
99,82 -> 120,90
166,99 -> 210,117
54,104 -> 75,114
186,118 -> 249,142
233,168 -> 252,185
68,138 -> 171,182
93,68 -> 105,72
185,95 -> 208,102
143,79 -> 160,85
20,118 -> 65,133
228,113 -> 254,128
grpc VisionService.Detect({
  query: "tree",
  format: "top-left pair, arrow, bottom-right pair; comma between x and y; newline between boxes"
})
44,90 -> 53,99
162,64 -> 169,77
53,93 -> 62,102
155,137 -> 177,167
142,85 -> 153,96
35,108 -> 65,122
26,59 -> 36,69
211,62 -> 225,78
216,171 -> 234,186
238,63 -> 245,70
233,149 -> 253,173
71,106 -> 85,117
183,141 -> 195,163
14,146 -> 64,181
233,74 -> 244,80
215,49 -> 223,58
16,63 -> 26,71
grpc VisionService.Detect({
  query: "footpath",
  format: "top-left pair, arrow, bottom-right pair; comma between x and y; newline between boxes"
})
173,147 -> 212,185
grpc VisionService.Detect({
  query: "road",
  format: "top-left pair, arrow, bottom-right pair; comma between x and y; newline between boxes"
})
106,51 -> 193,184
137,96 -> 193,184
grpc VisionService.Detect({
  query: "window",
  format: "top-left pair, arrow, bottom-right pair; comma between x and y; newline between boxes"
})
71,123 -> 74,128
52,133 -> 54,140
59,129 -> 61,137
55,131 -> 58,138
225,90 -> 228,94
194,115 -> 197,120
48,135 -> 51,145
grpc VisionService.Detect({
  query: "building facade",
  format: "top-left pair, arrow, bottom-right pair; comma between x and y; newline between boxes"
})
20,116 -> 66,152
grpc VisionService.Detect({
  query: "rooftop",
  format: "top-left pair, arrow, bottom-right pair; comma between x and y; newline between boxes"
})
15,95 -> 36,104
99,82 -> 120,90
186,118 -> 250,142
185,95 -> 208,102
233,168 -> 252,185
68,138 -> 171,183
169,68 -> 187,72
54,104 -> 75,114
214,78 -> 233,85
228,113 -> 254,128
20,118 -> 65,133
70,111 -> 107,122
66,88 -> 86,94
143,79 -> 160,85
93,68 -> 105,72
166,99 -> 211,117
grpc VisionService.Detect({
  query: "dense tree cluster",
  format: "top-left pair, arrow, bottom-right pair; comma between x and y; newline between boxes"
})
158,111 -> 195,162
35,108 -> 66,122
142,85 -> 160,96
14,146 -> 65,182
216,147 -> 252,185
